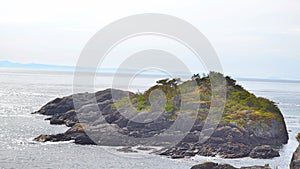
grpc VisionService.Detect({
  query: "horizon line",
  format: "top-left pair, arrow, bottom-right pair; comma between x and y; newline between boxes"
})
1,60 -> 300,83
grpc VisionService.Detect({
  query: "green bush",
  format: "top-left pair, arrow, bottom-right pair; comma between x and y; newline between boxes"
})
164,103 -> 175,114
113,72 -> 280,126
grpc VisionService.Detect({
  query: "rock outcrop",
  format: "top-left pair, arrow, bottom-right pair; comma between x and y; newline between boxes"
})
190,162 -> 271,169
290,133 -> 300,169
249,145 -> 280,159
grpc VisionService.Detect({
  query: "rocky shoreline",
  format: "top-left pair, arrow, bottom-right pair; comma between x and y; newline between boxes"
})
33,90 -> 287,159
33,74 -> 289,160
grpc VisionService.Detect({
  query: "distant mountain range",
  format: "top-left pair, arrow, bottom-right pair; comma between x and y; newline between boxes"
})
0,60 -> 74,71
0,61 -> 174,77
1,60 -> 300,83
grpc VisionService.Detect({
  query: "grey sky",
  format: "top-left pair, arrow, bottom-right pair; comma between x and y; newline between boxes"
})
0,0 -> 299,79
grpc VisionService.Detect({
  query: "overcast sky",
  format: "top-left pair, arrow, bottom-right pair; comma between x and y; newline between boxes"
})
0,0 -> 299,80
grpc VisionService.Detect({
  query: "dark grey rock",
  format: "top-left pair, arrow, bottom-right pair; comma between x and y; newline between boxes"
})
290,133 -> 300,169
33,88 -> 288,160
191,162 -> 237,169
249,145 -> 279,159
136,146 -> 155,151
191,162 -> 271,169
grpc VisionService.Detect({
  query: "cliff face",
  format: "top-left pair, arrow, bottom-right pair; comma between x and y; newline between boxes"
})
33,73 -> 288,159
291,133 -> 300,169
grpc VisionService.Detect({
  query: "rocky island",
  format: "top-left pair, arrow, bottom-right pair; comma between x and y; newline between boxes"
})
33,72 -> 288,159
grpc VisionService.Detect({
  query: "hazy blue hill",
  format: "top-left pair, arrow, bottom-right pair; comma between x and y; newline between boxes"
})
0,61 -> 183,77
0,60 -> 74,71
1,60 -> 300,84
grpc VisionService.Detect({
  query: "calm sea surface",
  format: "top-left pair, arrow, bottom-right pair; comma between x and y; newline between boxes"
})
0,70 -> 299,169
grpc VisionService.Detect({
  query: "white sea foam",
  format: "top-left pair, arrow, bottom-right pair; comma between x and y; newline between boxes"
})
43,140 -> 75,145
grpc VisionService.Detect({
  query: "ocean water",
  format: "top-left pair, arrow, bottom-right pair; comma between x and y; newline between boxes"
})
0,69 -> 299,169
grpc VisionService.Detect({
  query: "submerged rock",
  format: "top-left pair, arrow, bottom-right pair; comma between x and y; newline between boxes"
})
116,147 -> 138,153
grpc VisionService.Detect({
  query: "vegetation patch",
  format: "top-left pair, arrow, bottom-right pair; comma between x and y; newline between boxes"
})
113,72 -> 281,128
